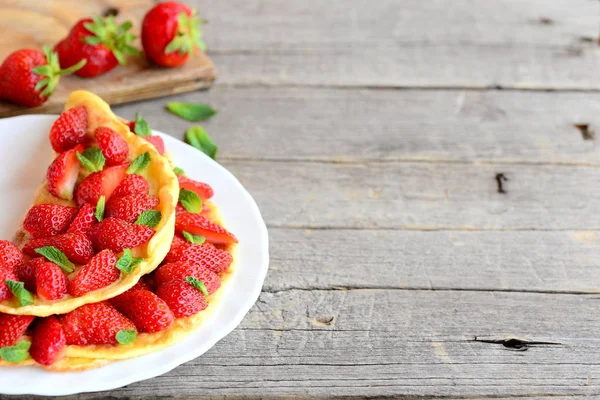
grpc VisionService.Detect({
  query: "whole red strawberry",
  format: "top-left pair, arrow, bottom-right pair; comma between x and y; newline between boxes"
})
94,127 -> 128,165
0,240 -> 25,273
35,261 -> 68,301
75,164 -> 127,207
89,218 -> 154,253
67,203 -> 96,236
111,289 -> 174,333
29,316 -> 66,366
155,261 -> 220,294
142,2 -> 206,67
0,313 -> 35,348
46,144 -> 84,200
23,204 -> 78,238
165,241 -> 232,274
112,174 -> 150,199
105,193 -> 159,223
49,107 -> 88,153
0,47 -> 85,107
55,16 -> 139,78
175,213 -> 238,245
157,278 -> 208,318
59,301 -> 136,345
23,232 -> 94,264
68,249 -> 119,297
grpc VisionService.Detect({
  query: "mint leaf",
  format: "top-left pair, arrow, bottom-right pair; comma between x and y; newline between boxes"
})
179,189 -> 202,213
0,341 -> 31,363
186,276 -> 209,296
34,246 -> 74,273
115,249 -> 143,273
166,102 -> 217,121
135,210 -> 161,228
134,113 -> 151,137
95,195 -> 105,222
116,329 -> 137,345
5,280 -> 34,307
173,166 -> 185,175
185,126 -> 218,159
127,152 -> 151,174
182,231 -> 205,245
77,147 -> 105,172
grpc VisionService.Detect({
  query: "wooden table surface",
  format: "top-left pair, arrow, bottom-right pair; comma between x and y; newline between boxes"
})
9,0 -> 600,398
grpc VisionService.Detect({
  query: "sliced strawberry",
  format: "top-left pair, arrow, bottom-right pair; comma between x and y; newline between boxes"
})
35,261 -> 68,301
105,193 -> 159,223
144,136 -> 165,155
0,269 -> 18,302
129,279 -> 151,292
49,106 -> 88,153
58,302 -> 136,345
68,249 -> 119,297
154,261 -> 221,294
95,126 -> 128,166
175,213 -> 237,245
112,174 -> 149,199
89,218 -> 154,253
75,164 -> 127,207
178,175 -> 213,200
165,241 -> 233,274
111,289 -> 174,333
16,257 -> 45,292
23,232 -> 94,264
46,144 -> 84,201
29,316 -> 66,366
67,203 -> 96,236
157,279 -> 208,318
0,313 -> 35,348
23,204 -> 78,238
0,240 -> 25,273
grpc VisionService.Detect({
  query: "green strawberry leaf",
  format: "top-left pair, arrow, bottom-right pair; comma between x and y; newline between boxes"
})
5,280 -> 34,307
34,246 -> 75,273
173,166 -> 185,175
83,15 -> 139,65
185,126 -> 218,159
77,147 -> 106,172
0,341 -> 31,363
133,113 -> 151,137
186,276 -> 209,296
165,11 -> 206,54
166,103 -> 217,121
116,329 -> 137,345
135,210 -> 162,228
182,231 -> 205,245
179,189 -> 202,213
127,152 -> 151,174
115,249 -> 144,274
95,195 -> 106,222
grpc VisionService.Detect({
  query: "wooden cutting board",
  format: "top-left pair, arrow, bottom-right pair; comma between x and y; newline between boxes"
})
0,0 -> 216,117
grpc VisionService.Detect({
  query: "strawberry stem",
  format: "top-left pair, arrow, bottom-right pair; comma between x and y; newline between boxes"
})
32,46 -> 87,98
164,10 -> 207,55
83,15 -> 140,65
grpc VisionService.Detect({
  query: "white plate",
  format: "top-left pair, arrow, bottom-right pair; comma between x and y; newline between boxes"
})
0,115 -> 269,396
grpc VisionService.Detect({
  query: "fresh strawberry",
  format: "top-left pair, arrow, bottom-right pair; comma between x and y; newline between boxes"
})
23,232 -> 94,264
0,47 -> 84,107
23,204 -> 78,238
157,279 -> 208,318
0,269 -> 18,302
0,314 -> 35,348
0,240 -> 25,273
178,175 -> 213,200
112,174 -> 150,199
49,106 -> 88,153
54,16 -> 139,78
155,261 -> 220,294
129,279 -> 151,292
94,127 -> 128,165
35,261 -> 67,301
111,289 -> 174,333
75,164 -> 127,207
142,2 -> 206,68
105,193 -> 159,223
128,114 -> 166,155
169,234 -> 188,253
46,144 -> 84,200
17,257 -> 45,292
68,249 -> 119,297
175,213 -> 237,245
29,316 -> 66,366
165,241 -> 232,274
89,218 -> 154,253
144,136 -> 165,155
67,203 -> 96,236
59,301 -> 136,345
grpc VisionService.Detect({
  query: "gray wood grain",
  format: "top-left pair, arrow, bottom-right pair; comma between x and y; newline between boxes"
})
195,0 -> 600,89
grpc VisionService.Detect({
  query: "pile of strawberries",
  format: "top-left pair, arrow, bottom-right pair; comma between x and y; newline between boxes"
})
0,2 -> 206,107
0,102 -> 238,366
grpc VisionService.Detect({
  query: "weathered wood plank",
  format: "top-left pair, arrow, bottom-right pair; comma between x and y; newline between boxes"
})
197,0 -> 600,88
266,228 -> 600,294
13,289 -> 600,398
115,87 -> 600,165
